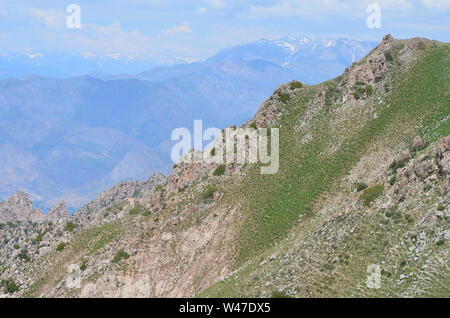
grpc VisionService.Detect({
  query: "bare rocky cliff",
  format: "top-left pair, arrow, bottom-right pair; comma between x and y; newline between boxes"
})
0,191 -> 44,223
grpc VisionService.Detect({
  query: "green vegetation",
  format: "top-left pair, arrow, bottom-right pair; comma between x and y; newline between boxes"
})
1,279 -> 19,294
384,51 -> 393,62
201,185 -> 217,201
112,249 -> 130,263
324,85 -> 340,108
56,242 -> 66,252
129,204 -> 151,216
290,80 -> 304,90
129,205 -> 141,215
389,158 -> 407,173
277,91 -> 291,103
389,175 -> 397,186
210,147 -> 216,156
18,249 -> 31,262
65,221 -> 76,232
361,185 -> 384,206
132,189 -> 142,198
220,42 -> 450,269
353,84 -> 373,99
80,258 -> 88,271
34,229 -> 49,244
356,182 -> 368,192
271,291 -> 292,298
213,164 -> 226,176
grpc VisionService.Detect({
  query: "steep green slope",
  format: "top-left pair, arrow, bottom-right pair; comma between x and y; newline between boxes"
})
200,38 -> 449,297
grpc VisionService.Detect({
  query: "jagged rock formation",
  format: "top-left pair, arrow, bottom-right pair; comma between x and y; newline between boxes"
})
73,173 -> 167,226
0,191 -> 44,223
46,202 -> 69,223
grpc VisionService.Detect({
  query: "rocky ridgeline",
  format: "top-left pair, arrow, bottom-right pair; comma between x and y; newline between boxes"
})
0,173 -> 167,296
0,191 -> 43,223
0,191 -> 70,224
73,173 -> 167,226
0,194 -> 73,295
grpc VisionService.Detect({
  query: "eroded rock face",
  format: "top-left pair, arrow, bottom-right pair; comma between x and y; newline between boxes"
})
46,202 -> 69,222
0,191 -> 43,223
74,173 -> 167,225
411,135 -> 425,152
414,158 -> 434,180
437,136 -> 450,178
167,159 -> 214,194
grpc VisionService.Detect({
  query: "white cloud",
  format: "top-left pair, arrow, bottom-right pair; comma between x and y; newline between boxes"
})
195,7 -> 207,14
29,8 -> 66,29
244,0 -> 414,19
244,0 -> 355,18
201,0 -> 226,9
377,0 -> 413,11
422,0 -> 450,10
175,56 -> 199,63
26,52 -> 43,59
161,22 -> 194,36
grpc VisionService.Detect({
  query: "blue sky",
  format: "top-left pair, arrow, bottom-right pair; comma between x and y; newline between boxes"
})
0,0 -> 449,63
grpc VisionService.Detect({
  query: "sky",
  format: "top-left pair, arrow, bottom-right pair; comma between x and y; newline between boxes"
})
0,0 -> 449,64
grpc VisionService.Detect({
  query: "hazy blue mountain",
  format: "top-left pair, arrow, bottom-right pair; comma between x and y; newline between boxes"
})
0,36 -> 376,210
210,37 -> 376,84
0,52 -> 160,79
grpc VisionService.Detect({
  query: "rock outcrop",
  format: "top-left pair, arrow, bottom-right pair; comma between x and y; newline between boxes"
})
74,173 -> 167,225
46,202 -> 70,222
0,191 -> 43,223
437,135 -> 450,178
411,135 -> 426,152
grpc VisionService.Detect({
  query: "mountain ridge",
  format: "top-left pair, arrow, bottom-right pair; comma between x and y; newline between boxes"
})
0,35 -> 448,298
0,36 -> 376,210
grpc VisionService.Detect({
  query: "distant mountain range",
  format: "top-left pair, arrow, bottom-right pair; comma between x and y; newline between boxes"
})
0,36 -> 377,210
0,52 -> 160,79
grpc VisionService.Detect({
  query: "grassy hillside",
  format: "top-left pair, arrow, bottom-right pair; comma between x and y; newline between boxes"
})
222,41 -> 449,266
200,39 -> 449,297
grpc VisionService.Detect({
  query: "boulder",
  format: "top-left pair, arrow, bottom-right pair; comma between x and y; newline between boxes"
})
414,161 -> 433,180
410,136 -> 425,152
437,136 -> 450,178
419,211 -> 438,228
444,231 -> 450,241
